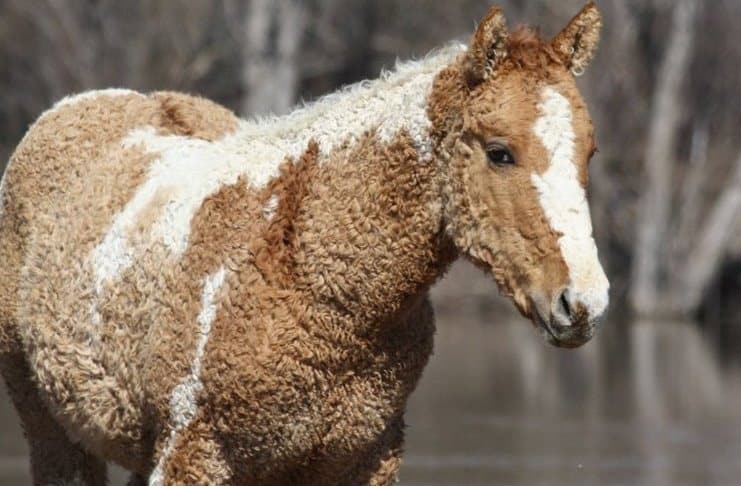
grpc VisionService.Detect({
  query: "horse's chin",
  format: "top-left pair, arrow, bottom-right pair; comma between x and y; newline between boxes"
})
529,311 -> 595,349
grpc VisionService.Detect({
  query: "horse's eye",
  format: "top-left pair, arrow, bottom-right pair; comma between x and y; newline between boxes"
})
486,145 -> 515,166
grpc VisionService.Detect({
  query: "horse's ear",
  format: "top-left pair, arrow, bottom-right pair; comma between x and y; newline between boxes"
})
551,2 -> 602,76
464,6 -> 509,86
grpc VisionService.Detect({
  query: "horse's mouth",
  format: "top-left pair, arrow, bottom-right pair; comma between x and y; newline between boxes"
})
530,303 -> 596,349
531,308 -> 563,347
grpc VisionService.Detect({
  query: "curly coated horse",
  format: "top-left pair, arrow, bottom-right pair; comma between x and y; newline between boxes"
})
0,3 -> 607,485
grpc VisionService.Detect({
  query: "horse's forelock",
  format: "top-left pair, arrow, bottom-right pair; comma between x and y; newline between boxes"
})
505,26 -> 564,72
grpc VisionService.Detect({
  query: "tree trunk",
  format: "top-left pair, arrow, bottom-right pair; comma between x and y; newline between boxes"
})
240,0 -> 306,117
630,0 -> 697,316
672,122 -> 709,264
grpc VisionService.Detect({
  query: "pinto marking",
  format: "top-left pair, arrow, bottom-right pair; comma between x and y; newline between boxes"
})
245,43 -> 466,162
530,86 -> 609,317
89,44 -> 466,301
149,267 -> 227,486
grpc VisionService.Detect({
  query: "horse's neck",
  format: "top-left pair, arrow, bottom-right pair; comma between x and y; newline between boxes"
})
246,45 -> 466,322
239,43 -> 467,164
289,134 -> 456,327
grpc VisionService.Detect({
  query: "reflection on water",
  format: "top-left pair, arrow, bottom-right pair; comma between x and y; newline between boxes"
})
402,312 -> 741,486
1,267 -> 740,485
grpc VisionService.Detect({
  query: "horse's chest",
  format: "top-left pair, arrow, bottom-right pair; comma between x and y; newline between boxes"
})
200,309 -> 434,468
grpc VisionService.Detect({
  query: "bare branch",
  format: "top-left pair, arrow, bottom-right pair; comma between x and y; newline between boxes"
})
671,122 -> 709,269
676,152 -> 741,313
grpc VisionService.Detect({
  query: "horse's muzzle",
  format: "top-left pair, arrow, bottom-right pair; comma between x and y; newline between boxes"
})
529,287 -> 607,348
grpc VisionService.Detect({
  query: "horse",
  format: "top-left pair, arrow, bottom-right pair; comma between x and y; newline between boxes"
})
0,3 -> 607,484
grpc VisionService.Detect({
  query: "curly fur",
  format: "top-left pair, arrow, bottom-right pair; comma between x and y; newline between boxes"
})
0,4 -> 606,485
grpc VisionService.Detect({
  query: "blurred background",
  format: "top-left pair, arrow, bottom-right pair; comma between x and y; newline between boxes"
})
1,0 -> 740,484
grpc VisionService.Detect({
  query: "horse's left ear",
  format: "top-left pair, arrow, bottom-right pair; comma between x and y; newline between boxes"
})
551,2 -> 602,76
464,6 -> 509,86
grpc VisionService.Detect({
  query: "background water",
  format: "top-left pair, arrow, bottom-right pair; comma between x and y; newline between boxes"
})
403,318 -> 741,486
2,262 -> 740,485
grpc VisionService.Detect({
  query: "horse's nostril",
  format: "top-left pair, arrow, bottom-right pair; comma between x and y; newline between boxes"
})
558,290 -> 573,320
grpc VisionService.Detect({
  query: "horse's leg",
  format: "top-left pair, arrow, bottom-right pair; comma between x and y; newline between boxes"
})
366,442 -> 403,486
343,415 -> 405,486
1,352 -> 107,485
2,160 -> 104,484
149,420 -> 232,485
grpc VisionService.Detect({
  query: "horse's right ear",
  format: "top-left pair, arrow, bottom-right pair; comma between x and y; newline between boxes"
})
551,2 -> 602,76
464,6 -> 509,86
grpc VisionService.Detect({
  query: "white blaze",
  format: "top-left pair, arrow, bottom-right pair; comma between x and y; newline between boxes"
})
531,86 -> 609,317
149,267 -> 227,486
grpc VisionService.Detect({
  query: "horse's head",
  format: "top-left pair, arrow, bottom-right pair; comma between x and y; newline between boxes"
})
436,3 -> 608,347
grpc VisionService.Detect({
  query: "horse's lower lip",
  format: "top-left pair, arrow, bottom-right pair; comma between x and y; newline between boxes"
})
531,310 -> 594,348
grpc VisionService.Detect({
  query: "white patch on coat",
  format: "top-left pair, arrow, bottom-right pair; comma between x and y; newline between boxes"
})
149,267 -> 227,486
245,42 -> 465,161
90,43 -> 466,296
531,86 -> 609,319
90,125 -> 290,296
262,194 -> 279,221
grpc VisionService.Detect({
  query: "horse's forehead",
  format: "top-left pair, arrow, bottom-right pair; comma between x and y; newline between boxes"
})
471,69 -> 591,125
468,73 -> 594,185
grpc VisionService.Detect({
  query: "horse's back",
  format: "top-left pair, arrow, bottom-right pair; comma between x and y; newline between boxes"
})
0,89 -> 240,468
1,88 -> 239,352
4,89 -> 239,218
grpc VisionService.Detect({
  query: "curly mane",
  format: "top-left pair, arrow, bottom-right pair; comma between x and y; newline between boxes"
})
506,26 -> 564,71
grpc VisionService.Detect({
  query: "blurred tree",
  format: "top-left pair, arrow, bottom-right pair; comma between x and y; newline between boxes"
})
630,0 -> 741,318
631,0 -> 699,316
238,0 -> 306,116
